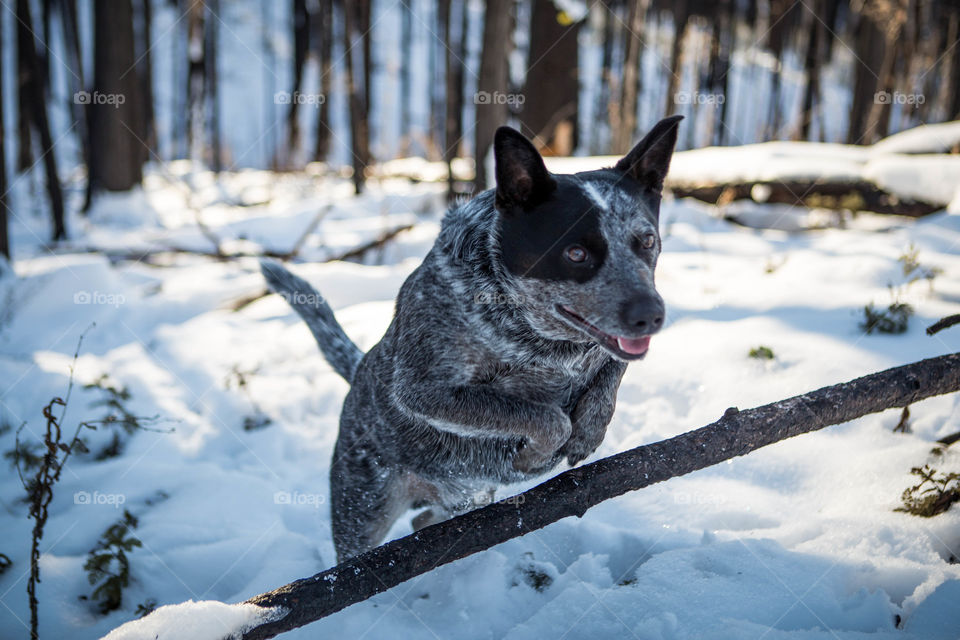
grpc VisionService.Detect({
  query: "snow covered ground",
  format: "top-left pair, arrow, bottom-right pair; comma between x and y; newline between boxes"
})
1,160 -> 960,639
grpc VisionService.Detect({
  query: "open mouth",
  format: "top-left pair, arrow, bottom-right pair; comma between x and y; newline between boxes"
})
556,305 -> 651,360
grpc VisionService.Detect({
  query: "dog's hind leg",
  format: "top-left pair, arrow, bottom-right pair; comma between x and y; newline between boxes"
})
411,486 -> 493,531
329,444 -> 408,562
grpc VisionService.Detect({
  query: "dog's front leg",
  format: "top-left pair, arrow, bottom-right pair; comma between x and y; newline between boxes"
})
395,384 -> 572,473
560,360 -> 628,466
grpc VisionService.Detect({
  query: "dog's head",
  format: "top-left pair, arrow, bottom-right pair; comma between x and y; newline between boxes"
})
493,116 -> 682,360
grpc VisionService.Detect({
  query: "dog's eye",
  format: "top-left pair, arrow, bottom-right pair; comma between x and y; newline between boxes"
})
564,245 -> 588,263
639,233 -> 656,249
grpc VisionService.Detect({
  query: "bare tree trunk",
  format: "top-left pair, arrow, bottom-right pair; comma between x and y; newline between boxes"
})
360,0 -> 372,148
313,0 -> 333,162
440,0 -> 465,200
614,0 -> 647,154
594,3 -> 616,154
916,0 -> 943,124
343,0 -> 371,193
474,0 -> 512,192
171,0 -> 185,159
895,0 -> 919,131
285,0 -> 309,166
705,0 -> 733,145
0,6 -> 9,262
186,0 -> 206,163
207,0 -> 221,171
58,0 -> 88,168
16,0 -> 34,172
764,0 -> 798,139
664,0 -> 690,116
797,0 -> 823,140
261,0 -> 277,168
946,8 -> 960,120
428,0 -> 440,153
848,6 -> 885,144
521,0 -> 581,155
17,0 -> 66,240
40,0 -> 52,94
87,0 -> 144,199
400,0 -> 412,150
232,351 -> 960,640
862,2 -> 905,143
136,0 -> 157,158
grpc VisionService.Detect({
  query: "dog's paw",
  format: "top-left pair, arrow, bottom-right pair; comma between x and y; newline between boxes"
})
559,433 -> 602,467
512,441 -> 553,473
513,407 -> 571,473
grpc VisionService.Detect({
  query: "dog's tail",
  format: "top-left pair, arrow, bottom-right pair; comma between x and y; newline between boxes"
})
260,260 -> 363,382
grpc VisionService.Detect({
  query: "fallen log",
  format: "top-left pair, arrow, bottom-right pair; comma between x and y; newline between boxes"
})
234,351 -> 960,639
669,180 -> 942,217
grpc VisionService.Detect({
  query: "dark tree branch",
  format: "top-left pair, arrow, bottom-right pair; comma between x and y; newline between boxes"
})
937,431 -> 960,448
231,351 -> 960,640
330,224 -> 413,263
927,314 -> 960,336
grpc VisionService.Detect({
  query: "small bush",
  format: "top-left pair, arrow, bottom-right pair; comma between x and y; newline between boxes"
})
861,302 -> 912,335
898,244 -> 942,284
84,510 -> 142,614
19,393 -> 97,638
511,552 -> 554,592
4,439 -> 44,473
83,374 -> 167,459
749,346 -> 775,360
225,365 -> 272,432
84,375 -> 141,459
892,406 -> 911,434
2,414 -> 46,472
895,465 -> 960,517
135,599 -> 157,618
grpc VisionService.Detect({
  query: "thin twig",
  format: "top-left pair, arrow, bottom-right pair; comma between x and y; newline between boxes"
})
927,314 -> 960,336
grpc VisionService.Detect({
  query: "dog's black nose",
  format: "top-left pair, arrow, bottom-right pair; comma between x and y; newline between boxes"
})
621,294 -> 664,333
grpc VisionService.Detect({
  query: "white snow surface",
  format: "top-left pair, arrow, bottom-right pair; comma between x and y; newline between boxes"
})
102,600 -> 285,640
870,121 -> 960,155
1,159 -> 959,639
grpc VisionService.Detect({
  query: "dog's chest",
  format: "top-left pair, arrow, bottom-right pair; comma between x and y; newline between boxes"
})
469,345 -> 606,409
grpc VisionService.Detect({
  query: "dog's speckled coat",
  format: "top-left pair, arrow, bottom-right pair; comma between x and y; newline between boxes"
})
262,117 -> 682,560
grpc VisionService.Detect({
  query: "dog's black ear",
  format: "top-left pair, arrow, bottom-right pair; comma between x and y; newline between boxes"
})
615,115 -> 683,191
494,126 -> 556,212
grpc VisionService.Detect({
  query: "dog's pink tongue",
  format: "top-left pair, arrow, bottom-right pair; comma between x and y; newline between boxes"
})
617,335 -> 651,355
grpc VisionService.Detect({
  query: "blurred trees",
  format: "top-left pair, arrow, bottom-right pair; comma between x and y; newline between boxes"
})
2,0 -> 960,257
87,0 -> 144,197
521,0 -> 581,156
15,0 -> 64,240
0,4 -> 8,261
